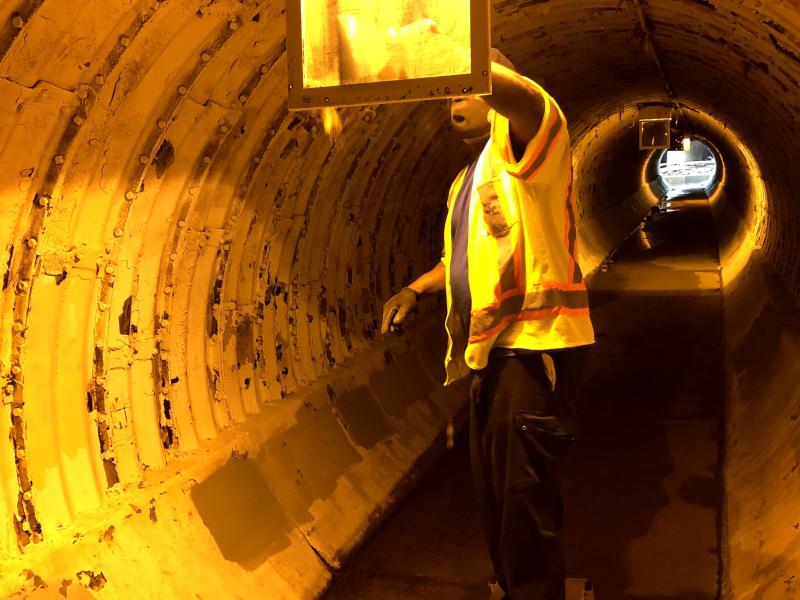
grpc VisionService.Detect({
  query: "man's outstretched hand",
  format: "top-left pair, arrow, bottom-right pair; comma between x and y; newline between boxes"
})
381,288 -> 418,334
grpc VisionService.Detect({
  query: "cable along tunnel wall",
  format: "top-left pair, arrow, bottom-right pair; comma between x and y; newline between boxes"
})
0,0 -> 798,598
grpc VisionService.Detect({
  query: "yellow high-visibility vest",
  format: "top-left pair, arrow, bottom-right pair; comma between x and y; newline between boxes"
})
442,79 -> 595,385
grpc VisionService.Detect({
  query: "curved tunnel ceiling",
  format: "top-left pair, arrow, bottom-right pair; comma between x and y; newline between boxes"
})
0,0 -> 798,595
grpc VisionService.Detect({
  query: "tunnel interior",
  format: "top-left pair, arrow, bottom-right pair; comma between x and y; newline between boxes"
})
0,1 -> 799,599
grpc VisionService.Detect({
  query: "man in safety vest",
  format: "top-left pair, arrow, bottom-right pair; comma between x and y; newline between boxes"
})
381,49 -> 595,600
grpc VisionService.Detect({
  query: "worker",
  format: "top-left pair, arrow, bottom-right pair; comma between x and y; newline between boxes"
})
381,48 -> 595,600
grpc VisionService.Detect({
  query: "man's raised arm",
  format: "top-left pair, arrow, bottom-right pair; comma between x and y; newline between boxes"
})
481,61 -> 546,160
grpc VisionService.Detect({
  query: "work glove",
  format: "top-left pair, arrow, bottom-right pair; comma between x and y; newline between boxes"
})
380,287 -> 418,334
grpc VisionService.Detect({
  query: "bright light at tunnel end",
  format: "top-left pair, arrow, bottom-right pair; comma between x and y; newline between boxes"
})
657,139 -> 718,197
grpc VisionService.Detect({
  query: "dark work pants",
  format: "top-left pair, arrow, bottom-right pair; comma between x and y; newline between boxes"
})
469,349 -> 587,600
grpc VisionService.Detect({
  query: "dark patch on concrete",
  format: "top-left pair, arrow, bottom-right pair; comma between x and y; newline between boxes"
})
287,115 -> 304,130
102,459 -> 119,488
263,41 -> 287,76
729,287 -> 784,383
222,312 -> 236,351
495,0 -> 550,11
684,0 -> 715,10
318,287 -> 327,314
763,19 -> 787,36
118,296 -> 132,335
191,455 -> 292,570
236,316 -> 254,366
414,318 -> 449,384
23,570 -> 45,590
338,302 -> 352,350
160,425 -> 173,448
93,345 -> 104,372
76,570 -> 106,591
769,33 -> 800,64
257,389 -> 361,525
280,138 -> 299,159
332,385 -> 396,449
678,475 -> 718,509
152,139 -> 175,178
324,340 -> 336,366
99,525 -> 115,545
206,366 -> 217,399
369,351 -> 437,419
211,276 -> 222,305
2,244 -> 12,290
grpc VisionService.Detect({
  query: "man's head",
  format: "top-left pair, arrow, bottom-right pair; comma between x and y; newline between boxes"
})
449,48 -> 515,141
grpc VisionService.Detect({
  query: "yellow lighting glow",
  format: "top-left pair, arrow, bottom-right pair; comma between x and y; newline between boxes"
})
301,0 -> 472,89
322,107 -> 343,142
683,137 -> 692,152
346,14 -> 358,39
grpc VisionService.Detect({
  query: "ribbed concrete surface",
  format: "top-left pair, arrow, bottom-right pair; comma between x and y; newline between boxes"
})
0,0 -> 796,597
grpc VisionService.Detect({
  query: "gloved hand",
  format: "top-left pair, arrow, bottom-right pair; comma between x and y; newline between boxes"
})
380,287 -> 418,334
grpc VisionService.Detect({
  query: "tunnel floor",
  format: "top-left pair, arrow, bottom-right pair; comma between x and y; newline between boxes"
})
326,193 -> 724,600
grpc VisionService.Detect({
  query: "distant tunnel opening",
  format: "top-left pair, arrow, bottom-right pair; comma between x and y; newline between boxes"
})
657,140 -> 719,198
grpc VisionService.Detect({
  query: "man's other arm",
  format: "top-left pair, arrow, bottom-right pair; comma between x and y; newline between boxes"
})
380,261 -> 445,334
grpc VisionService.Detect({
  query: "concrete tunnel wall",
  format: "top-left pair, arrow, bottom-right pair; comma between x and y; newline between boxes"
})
0,0 -> 799,598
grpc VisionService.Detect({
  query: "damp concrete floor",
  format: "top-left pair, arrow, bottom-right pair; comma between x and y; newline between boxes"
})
326,193 -> 724,600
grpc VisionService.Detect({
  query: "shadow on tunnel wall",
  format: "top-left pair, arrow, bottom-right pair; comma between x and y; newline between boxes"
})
690,113 -> 800,599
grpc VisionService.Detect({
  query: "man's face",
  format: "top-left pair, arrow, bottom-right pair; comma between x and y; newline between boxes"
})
449,96 -> 491,139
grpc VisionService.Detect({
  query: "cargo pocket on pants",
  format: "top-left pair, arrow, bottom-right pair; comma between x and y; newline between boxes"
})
509,412 -> 576,491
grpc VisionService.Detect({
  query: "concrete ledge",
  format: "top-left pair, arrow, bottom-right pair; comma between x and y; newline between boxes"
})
2,317 -> 466,600
720,252 -> 800,600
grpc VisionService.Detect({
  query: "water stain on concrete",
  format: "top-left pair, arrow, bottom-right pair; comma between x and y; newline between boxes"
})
236,316 -> 254,366
256,389 -> 362,525
191,455 -> 292,570
332,384 -> 395,449
369,351 -> 437,419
